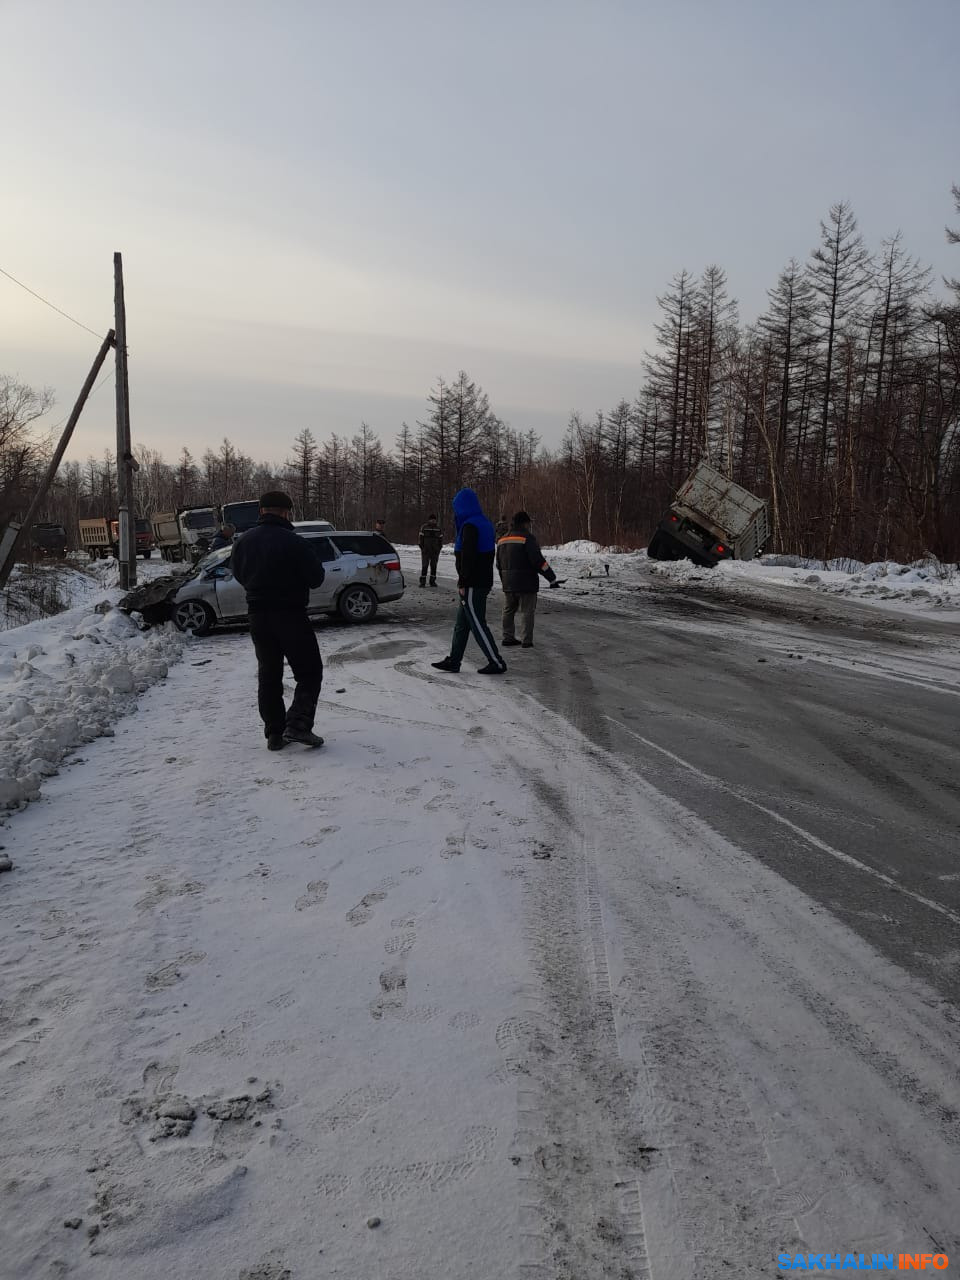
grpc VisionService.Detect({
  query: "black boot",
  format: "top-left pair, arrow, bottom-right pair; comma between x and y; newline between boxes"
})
284,727 -> 325,748
267,734 -> 287,751
431,657 -> 461,672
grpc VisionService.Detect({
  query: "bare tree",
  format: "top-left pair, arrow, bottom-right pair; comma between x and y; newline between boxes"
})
0,375 -> 55,523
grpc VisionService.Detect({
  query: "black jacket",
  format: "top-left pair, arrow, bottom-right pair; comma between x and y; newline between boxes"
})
230,514 -> 325,612
496,530 -> 556,594
418,521 -> 444,553
455,523 -> 495,590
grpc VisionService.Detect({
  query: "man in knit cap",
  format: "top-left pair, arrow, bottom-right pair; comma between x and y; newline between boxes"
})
231,491 -> 326,750
495,510 -> 558,649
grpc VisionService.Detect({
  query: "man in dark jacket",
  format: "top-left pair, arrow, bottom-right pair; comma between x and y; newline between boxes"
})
230,492 -> 326,750
417,514 -> 443,587
496,511 -> 558,648
431,488 -> 506,675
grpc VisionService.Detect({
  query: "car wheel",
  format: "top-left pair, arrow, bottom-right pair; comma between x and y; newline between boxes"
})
172,599 -> 216,635
141,550 -> 152,559
338,584 -> 378,623
647,532 -> 666,559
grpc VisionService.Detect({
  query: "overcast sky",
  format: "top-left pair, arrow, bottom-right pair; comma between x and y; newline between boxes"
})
3,0 -> 958,466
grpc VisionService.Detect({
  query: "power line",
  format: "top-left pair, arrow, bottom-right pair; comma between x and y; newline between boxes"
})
0,263 -> 104,340
48,369 -> 115,433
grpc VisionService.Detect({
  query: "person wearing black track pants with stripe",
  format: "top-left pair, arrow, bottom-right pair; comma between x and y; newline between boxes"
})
431,488 -> 506,676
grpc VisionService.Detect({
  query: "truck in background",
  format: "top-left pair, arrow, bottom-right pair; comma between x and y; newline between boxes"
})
118,519 -> 154,558
30,523 -> 68,558
78,517 -> 154,559
220,500 -> 261,534
152,507 -> 219,563
79,518 -> 115,559
647,461 -> 769,568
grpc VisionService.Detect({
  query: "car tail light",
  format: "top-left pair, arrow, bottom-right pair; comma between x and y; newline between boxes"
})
383,558 -> 401,571
716,544 -> 725,554
669,514 -> 678,523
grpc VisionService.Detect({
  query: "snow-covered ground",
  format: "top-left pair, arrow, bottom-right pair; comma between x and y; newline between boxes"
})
535,541 -> 960,619
1,561 -> 113,632
0,559 -> 182,810
2,547 -> 959,1278
2,612 -> 959,1277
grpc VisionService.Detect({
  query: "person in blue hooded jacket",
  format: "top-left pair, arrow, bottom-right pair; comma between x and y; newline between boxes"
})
431,488 -> 507,675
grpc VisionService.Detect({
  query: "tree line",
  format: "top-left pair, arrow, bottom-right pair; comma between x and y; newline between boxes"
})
3,190 -> 959,562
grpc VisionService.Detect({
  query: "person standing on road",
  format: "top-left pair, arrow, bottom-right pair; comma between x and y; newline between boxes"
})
374,518 -> 386,535
209,522 -> 236,553
496,511 -> 558,649
431,488 -> 506,676
230,492 -> 327,751
418,514 -> 444,587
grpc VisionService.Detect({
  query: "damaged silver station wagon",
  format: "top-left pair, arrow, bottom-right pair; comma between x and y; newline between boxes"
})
170,526 -> 405,635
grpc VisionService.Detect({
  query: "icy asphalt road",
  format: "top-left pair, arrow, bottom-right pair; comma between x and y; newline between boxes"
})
409,567 -> 960,1004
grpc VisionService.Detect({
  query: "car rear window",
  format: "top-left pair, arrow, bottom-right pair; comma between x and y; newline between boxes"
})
331,534 -> 394,556
300,535 -> 339,563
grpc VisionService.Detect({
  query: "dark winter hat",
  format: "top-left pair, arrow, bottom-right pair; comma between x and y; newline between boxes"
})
259,490 -> 293,510
511,510 -> 531,527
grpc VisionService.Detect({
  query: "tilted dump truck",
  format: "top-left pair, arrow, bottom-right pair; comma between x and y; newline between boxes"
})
152,507 -> 218,562
647,461 -> 769,568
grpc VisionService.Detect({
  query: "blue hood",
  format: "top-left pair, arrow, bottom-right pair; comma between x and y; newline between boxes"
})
452,488 -> 495,554
452,488 -> 483,530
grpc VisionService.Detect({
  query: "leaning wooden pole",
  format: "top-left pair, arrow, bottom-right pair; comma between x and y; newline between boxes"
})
0,330 -> 116,594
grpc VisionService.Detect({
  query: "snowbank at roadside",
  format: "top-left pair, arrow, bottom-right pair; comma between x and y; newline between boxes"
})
0,599 -> 182,811
1,562 -> 112,631
1,558 -> 172,632
647,553 -> 960,614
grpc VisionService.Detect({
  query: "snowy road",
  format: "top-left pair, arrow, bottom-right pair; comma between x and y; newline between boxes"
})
1,564 -> 959,1278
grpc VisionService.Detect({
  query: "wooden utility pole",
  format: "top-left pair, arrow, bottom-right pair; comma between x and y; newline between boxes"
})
114,252 -> 136,589
0,331 -> 116,594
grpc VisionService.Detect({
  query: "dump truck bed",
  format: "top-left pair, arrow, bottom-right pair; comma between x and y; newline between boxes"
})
675,462 -> 767,542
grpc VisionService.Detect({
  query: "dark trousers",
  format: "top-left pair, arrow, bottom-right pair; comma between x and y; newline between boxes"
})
450,587 -> 503,667
420,549 -> 439,582
249,611 -> 323,738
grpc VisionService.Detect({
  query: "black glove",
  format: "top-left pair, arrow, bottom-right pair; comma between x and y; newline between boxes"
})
549,580 -> 561,589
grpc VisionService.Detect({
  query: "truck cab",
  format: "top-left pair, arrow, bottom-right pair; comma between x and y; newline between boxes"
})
30,523 -> 68,557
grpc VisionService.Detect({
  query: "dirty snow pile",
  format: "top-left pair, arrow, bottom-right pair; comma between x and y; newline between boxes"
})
810,558 -> 960,609
648,553 -> 960,613
0,603 -> 182,811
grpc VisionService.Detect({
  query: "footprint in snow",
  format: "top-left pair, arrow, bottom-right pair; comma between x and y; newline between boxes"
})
295,881 -> 328,911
